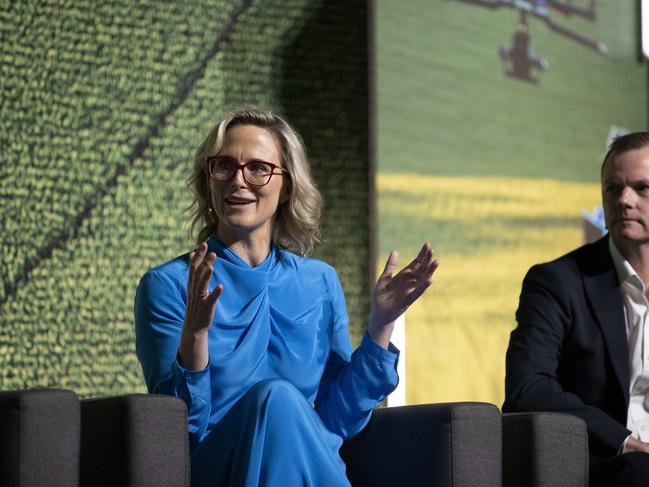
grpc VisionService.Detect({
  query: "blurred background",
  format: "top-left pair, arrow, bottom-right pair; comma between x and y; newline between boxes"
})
377,0 -> 645,405
0,0 -> 646,407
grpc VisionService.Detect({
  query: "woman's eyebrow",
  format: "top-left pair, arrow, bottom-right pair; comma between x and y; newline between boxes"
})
208,154 -> 237,161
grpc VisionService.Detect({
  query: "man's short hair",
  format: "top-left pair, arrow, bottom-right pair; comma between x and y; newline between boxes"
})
601,132 -> 649,177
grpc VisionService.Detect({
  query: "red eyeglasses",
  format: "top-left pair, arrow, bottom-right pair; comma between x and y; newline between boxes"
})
206,157 -> 287,187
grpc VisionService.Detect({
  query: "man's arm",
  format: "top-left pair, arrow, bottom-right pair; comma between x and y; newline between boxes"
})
504,263 -> 631,456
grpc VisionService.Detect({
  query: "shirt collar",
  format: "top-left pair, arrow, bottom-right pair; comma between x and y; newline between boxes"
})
609,236 -> 645,292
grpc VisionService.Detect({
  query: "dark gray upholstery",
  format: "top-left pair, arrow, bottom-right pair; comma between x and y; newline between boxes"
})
0,389 -> 80,487
341,402 -> 502,487
0,389 -> 591,486
80,394 -> 189,487
503,412 -> 589,487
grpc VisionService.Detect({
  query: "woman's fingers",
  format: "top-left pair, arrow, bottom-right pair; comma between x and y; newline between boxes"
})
396,244 -> 433,285
380,250 -> 399,279
188,242 -> 208,287
405,258 -> 440,303
402,243 -> 432,277
393,245 -> 438,298
187,243 -> 221,310
193,252 -> 216,297
207,283 -> 224,306
427,258 -> 440,278
190,242 -> 208,266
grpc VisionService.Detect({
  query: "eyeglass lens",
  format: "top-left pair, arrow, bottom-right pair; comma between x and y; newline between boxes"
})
210,160 -> 274,185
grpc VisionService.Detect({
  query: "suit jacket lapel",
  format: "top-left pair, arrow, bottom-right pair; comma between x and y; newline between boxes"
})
583,237 -> 630,406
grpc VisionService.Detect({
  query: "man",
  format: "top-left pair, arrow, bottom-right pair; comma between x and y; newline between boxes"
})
504,132 -> 649,486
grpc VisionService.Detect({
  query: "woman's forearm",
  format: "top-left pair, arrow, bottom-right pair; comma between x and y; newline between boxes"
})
178,327 -> 210,370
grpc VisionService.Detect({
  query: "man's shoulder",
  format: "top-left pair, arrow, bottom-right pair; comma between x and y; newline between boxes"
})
527,236 -> 610,281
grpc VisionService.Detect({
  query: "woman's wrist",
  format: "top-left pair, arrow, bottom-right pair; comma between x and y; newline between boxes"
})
178,327 -> 209,370
367,317 -> 394,350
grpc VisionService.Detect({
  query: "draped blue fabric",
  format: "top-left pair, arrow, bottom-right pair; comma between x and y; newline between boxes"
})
135,236 -> 399,486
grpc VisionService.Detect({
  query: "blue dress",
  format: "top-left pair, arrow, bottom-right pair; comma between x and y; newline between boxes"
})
135,236 -> 399,486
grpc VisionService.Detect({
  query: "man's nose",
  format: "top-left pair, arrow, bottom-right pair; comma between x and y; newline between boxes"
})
618,187 -> 636,206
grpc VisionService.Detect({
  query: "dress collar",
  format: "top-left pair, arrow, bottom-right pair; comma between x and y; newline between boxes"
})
206,235 -> 277,271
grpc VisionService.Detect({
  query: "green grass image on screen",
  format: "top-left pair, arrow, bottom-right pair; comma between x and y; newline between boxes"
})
1,0 -> 371,396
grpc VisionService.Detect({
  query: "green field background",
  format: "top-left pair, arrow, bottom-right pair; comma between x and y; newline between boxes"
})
0,0 -> 371,396
377,0 -> 648,405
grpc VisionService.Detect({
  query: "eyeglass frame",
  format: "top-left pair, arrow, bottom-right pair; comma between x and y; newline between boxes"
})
205,156 -> 288,188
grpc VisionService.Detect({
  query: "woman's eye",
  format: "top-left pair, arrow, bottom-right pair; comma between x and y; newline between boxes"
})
248,163 -> 268,174
215,160 -> 232,171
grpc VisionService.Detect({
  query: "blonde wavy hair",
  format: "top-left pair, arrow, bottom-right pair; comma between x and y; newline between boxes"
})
187,106 -> 322,255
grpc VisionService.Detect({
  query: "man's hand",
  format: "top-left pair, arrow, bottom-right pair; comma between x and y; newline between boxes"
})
623,435 -> 649,454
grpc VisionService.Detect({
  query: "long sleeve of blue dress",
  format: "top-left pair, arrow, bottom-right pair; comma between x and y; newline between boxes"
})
134,237 -> 399,457
134,268 -> 213,449
315,268 -> 400,439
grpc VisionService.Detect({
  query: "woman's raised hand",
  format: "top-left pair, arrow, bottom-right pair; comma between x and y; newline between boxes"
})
367,243 -> 439,349
179,241 -> 223,370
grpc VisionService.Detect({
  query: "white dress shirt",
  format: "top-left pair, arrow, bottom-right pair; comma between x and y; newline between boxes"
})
609,238 -> 649,443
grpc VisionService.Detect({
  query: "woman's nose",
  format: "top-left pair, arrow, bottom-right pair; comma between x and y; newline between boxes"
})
230,166 -> 247,187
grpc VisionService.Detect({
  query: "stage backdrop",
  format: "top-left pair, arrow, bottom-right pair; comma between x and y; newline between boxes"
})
376,0 -> 647,405
0,0 -> 371,396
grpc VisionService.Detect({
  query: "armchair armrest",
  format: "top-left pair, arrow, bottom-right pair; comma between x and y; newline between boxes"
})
340,402 -> 502,487
0,388 -> 80,487
503,412 -> 588,487
80,394 -> 189,487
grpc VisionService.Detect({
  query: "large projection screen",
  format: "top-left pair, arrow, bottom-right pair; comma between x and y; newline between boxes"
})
377,0 -> 647,405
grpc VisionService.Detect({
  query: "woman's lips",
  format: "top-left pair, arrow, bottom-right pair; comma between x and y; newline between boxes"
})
226,197 -> 255,206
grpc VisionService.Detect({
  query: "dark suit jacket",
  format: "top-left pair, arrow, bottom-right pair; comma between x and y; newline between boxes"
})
503,236 -> 632,459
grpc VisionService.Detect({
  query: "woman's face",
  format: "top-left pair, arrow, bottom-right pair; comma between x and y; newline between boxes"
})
209,124 -> 286,244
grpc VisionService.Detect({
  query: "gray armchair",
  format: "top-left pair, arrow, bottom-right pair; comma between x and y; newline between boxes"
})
80,394 -> 188,487
1,389 -> 589,487
0,389 -> 188,487
341,402 -> 502,487
503,412 -> 589,487
0,389 -> 80,487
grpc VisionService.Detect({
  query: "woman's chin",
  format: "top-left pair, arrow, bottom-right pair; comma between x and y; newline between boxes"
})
218,218 -> 275,240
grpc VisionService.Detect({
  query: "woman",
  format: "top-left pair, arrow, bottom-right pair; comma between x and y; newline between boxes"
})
135,106 -> 438,486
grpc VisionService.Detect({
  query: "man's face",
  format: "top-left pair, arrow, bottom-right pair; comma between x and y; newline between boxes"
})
602,145 -> 649,248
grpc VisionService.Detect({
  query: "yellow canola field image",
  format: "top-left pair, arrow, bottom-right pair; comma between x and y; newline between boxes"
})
377,173 -> 601,406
